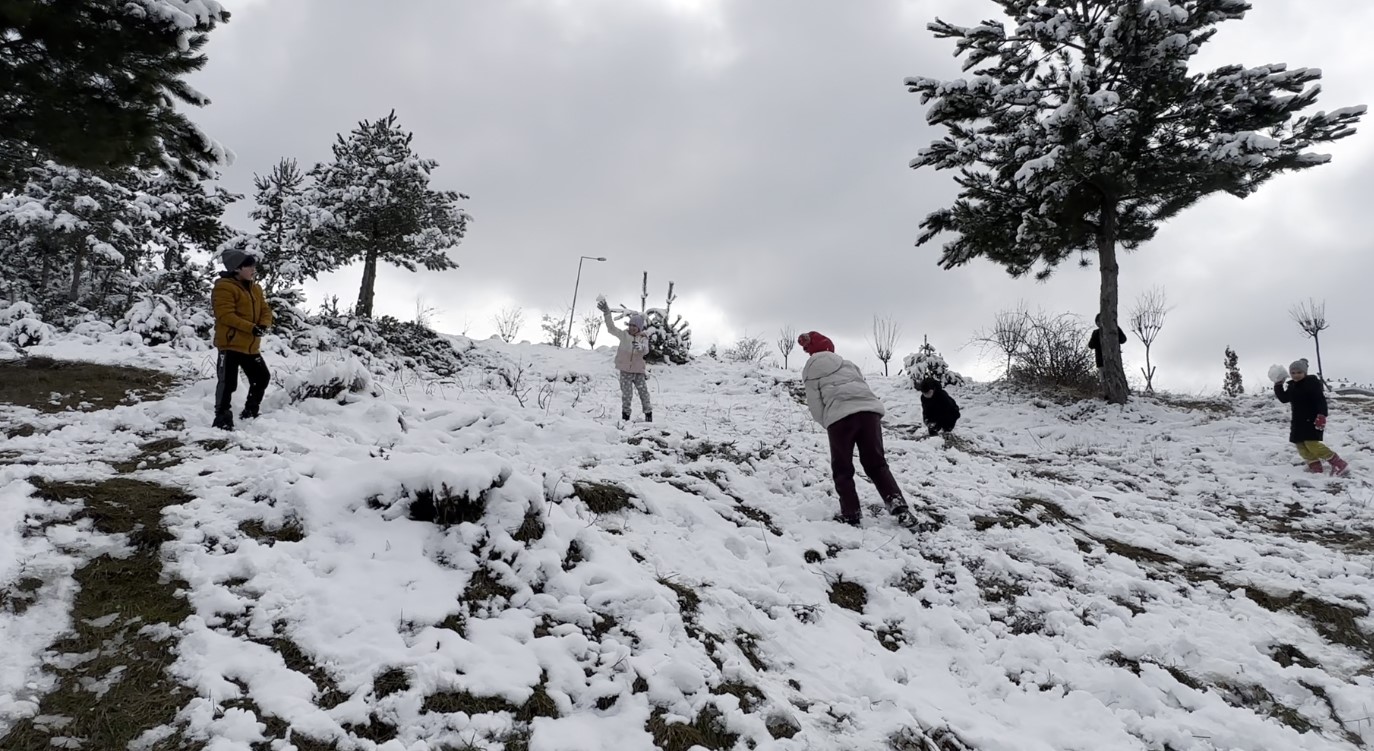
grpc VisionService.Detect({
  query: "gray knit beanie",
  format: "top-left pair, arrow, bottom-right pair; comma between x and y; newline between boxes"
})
220,246 -> 255,272
1289,358 -> 1309,374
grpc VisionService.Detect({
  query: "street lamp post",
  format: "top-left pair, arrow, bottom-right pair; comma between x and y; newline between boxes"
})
566,255 -> 606,348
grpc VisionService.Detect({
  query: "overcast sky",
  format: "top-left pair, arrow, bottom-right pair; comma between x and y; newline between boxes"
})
187,0 -> 1374,392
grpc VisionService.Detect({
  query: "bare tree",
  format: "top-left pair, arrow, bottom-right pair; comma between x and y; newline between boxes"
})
1290,298 -> 1330,385
974,303 -> 1031,378
492,306 -> 525,343
1128,287 -> 1170,394
725,336 -> 771,366
777,325 -> 797,369
870,315 -> 902,376
580,312 -> 602,349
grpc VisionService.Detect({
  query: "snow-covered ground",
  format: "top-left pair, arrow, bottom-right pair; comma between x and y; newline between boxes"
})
2,333 -> 1374,750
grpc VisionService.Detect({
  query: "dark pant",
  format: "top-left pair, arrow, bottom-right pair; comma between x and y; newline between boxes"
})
215,350 -> 270,416
827,411 -> 906,520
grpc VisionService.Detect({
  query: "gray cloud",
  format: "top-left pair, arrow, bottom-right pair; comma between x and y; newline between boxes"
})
189,0 -> 1374,390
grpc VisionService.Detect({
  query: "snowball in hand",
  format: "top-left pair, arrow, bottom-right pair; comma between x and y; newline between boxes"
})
1268,364 -> 1288,384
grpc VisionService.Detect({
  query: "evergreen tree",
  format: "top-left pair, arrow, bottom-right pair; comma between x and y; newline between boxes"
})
137,171 -> 239,267
908,0 -> 1365,404
1223,346 -> 1244,397
304,112 -> 470,317
249,158 -> 326,300
0,162 -> 139,308
902,335 -> 965,389
0,1 -> 231,187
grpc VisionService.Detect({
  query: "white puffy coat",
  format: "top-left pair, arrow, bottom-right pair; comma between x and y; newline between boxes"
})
802,351 -> 886,428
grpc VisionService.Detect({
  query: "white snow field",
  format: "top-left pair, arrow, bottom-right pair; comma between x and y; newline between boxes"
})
2,333 -> 1373,751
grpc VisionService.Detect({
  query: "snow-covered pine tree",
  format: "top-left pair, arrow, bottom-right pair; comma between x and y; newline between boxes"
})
908,1 -> 1365,405
0,162 -> 140,311
303,112 -> 470,318
1223,346 -> 1244,397
134,170 -> 238,307
902,335 -> 965,389
0,1 -> 230,189
249,157 -> 333,306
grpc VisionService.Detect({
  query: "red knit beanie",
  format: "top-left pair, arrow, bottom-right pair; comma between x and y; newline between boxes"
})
798,331 -> 835,355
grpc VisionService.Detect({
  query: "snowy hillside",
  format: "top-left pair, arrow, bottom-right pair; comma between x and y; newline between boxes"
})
2,334 -> 1374,751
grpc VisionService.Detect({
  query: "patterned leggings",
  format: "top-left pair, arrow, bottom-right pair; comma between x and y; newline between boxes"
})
619,371 -> 651,415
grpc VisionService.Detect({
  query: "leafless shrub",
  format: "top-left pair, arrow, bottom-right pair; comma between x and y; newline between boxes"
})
492,306 -> 525,343
580,312 -> 603,349
413,297 -> 441,329
974,303 -> 1031,379
1006,311 -> 1096,391
725,336 -> 771,366
498,361 -> 532,407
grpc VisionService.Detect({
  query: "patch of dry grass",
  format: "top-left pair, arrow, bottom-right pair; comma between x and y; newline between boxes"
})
0,357 -> 174,413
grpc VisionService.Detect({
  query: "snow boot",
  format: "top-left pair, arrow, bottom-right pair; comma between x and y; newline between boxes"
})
832,513 -> 860,527
1306,460 -> 1325,474
886,499 -> 915,528
621,410 -> 631,422
1330,455 -> 1351,478
240,405 -> 260,420
644,412 -> 653,423
212,411 -> 234,431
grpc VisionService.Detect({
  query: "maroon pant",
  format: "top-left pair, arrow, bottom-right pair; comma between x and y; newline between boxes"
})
827,411 -> 905,520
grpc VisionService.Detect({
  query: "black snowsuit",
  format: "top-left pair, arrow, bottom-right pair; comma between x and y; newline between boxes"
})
920,385 -> 961,435
1275,376 -> 1327,444
1087,327 -> 1127,368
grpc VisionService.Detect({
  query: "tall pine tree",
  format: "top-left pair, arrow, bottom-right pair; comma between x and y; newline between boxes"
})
0,1 -> 231,188
303,112 -> 470,318
907,0 -> 1365,404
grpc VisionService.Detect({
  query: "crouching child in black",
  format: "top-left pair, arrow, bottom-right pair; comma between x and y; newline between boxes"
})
919,377 -> 960,436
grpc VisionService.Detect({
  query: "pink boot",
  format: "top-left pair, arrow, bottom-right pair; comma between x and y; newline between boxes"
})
1329,455 -> 1351,477
1306,460 -> 1325,474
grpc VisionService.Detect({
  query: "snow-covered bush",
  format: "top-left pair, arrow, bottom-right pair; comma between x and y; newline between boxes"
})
291,313 -> 462,376
115,293 -> 211,349
903,338 -> 965,389
363,456 -> 525,526
287,358 -> 378,403
0,301 -> 56,348
645,307 -> 692,365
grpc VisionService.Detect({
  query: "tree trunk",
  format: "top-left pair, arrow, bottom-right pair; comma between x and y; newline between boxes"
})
69,243 -> 85,303
1314,334 -> 1327,391
356,250 -> 378,317
1097,202 -> 1130,405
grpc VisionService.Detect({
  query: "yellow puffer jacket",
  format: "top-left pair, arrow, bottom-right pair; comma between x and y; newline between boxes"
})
212,275 -> 274,355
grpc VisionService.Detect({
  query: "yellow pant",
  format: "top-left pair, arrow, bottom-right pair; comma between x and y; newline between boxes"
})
1295,441 -> 1335,462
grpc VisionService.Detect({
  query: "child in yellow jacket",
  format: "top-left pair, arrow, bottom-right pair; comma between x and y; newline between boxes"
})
212,247 -> 274,430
